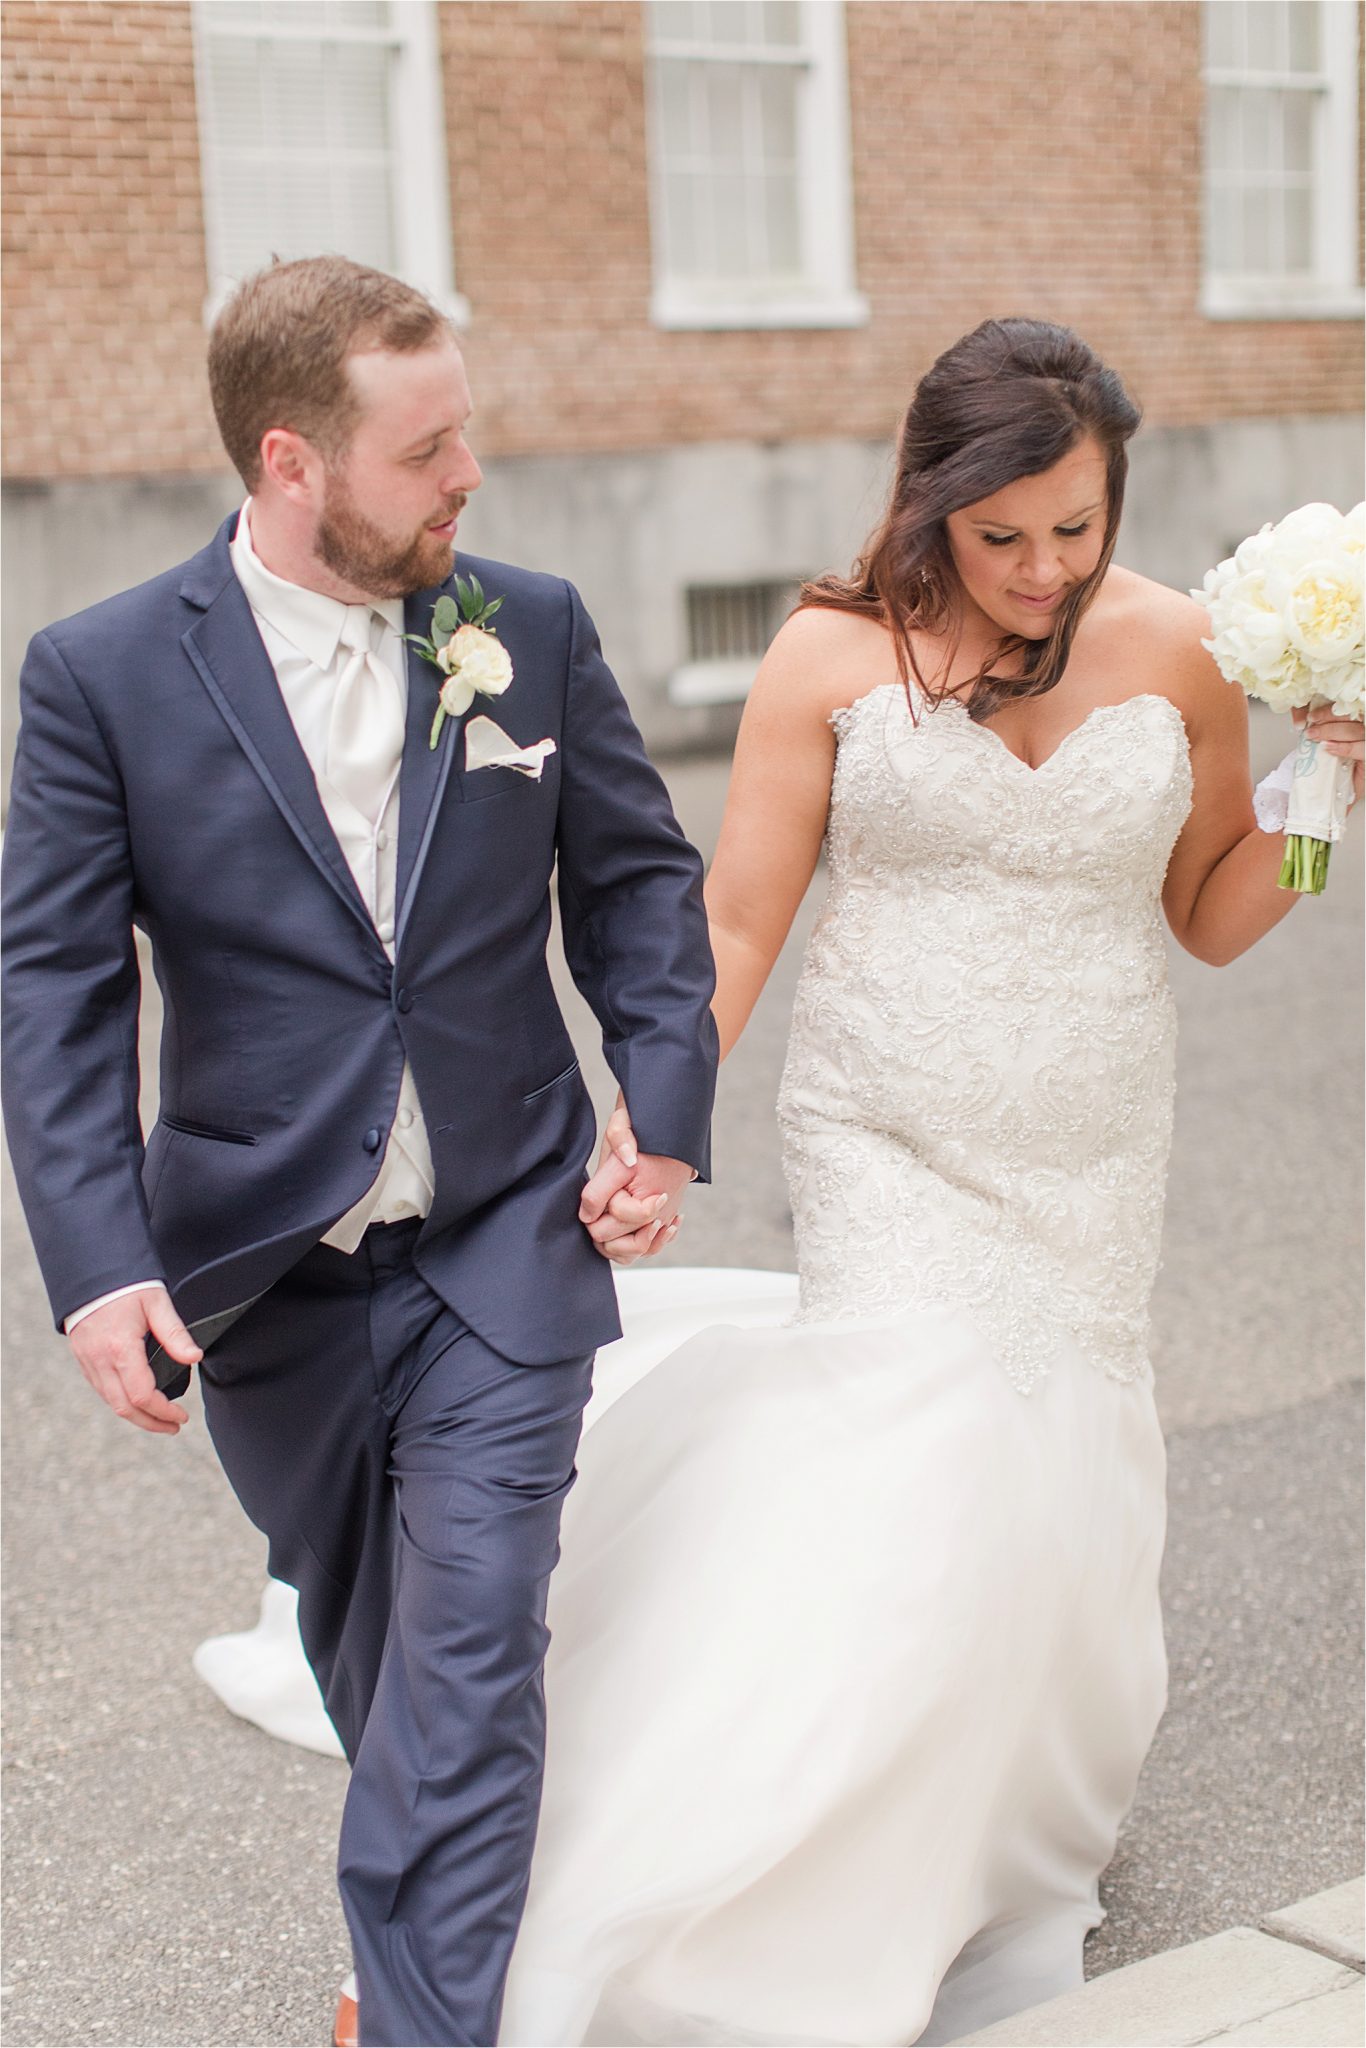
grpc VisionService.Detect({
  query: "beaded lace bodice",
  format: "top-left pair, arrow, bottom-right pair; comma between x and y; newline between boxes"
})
778,685 -> 1194,1392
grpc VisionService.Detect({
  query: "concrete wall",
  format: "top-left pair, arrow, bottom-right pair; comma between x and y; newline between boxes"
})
4,413 -> 1361,797
1122,415 -> 1365,585
1,471 -> 244,798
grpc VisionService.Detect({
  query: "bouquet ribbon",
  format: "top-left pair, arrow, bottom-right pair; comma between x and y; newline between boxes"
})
1279,717 -> 1354,894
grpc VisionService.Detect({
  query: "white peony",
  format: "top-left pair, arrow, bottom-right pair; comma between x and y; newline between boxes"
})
1192,501 -> 1364,718
436,623 -> 514,718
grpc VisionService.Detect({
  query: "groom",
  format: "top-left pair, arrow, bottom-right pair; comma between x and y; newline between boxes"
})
1,256 -> 717,2045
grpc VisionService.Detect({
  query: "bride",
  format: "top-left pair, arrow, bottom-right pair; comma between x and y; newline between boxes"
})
197,317 -> 1363,2047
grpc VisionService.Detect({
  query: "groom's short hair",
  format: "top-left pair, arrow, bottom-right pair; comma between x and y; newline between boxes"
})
209,255 -> 453,490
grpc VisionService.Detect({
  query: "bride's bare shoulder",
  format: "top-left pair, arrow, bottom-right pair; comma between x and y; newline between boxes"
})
757,604 -> 901,720
1091,565 -> 1229,730
1097,564 -> 1209,651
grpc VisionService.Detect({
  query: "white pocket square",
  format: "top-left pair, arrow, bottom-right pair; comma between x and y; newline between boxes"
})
464,715 -> 557,781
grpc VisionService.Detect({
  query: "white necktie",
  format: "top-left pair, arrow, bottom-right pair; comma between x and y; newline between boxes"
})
326,606 -> 406,824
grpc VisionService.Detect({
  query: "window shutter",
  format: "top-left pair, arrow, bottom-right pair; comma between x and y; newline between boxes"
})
191,0 -> 461,318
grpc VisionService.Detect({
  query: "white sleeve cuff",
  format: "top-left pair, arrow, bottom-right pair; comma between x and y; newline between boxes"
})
64,1281 -> 163,1334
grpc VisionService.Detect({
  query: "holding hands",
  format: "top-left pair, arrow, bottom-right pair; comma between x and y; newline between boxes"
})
580,1101 -> 691,1265
71,1095 -> 690,1436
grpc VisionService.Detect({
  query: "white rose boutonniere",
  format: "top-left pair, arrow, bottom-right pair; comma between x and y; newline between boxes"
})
406,574 -> 514,748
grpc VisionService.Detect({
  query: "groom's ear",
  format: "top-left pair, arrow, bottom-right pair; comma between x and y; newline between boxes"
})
259,426 -> 321,506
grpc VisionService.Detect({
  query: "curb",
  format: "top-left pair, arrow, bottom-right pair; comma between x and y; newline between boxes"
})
955,1877 -> 1364,2046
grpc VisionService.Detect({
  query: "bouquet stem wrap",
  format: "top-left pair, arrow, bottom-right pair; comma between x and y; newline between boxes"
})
1279,715 -> 1354,895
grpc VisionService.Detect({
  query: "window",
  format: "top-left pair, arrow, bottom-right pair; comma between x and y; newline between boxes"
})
1202,0 -> 1362,318
645,0 -> 866,329
669,578 -> 804,703
191,0 -> 464,321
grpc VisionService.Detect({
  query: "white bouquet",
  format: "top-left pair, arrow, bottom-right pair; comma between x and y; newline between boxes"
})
1193,501 -> 1364,894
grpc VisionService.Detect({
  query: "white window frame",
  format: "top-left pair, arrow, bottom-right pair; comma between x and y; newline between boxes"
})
645,0 -> 867,331
191,0 -> 467,327
1201,0 -> 1363,320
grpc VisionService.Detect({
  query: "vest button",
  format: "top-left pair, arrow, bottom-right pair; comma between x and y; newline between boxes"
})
395,987 -> 414,1013
362,1127 -> 383,1153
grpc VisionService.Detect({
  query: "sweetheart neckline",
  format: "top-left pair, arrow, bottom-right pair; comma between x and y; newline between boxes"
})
842,684 -> 1190,778
949,690 -> 1189,776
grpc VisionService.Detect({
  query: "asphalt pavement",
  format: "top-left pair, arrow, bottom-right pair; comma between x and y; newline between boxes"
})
3,707 -> 1361,2046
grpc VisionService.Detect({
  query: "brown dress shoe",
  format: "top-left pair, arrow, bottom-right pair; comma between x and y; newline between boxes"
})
333,1984 -> 358,2048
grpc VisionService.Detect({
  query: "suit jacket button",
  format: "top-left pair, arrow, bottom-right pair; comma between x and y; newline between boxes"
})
395,988 -> 414,1013
363,1127 -> 383,1153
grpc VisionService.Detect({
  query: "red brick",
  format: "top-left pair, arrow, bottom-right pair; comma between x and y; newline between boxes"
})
2,0 -> 1360,480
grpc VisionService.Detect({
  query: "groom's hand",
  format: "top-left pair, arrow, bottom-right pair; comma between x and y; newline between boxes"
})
68,1285 -> 200,1435
580,1104 -> 691,1265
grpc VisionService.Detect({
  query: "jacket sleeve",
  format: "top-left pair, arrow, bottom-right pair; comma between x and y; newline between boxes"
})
1,629 -> 166,1326
553,581 -> 719,1180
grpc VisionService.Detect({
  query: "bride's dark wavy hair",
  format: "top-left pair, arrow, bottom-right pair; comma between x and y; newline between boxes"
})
801,318 -> 1142,721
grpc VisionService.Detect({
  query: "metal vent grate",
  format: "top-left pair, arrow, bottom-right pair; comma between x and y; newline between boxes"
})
670,578 -> 803,706
686,580 -> 800,662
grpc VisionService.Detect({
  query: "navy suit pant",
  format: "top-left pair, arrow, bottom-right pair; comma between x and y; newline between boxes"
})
198,1220 -> 595,2046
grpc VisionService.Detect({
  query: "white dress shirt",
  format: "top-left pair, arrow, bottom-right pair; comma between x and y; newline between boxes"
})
65,505 -> 436,1333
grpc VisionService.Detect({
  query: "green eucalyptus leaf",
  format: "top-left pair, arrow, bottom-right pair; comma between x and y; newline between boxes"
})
432,594 -> 459,635
468,573 -> 486,611
404,634 -> 444,669
481,596 -> 504,623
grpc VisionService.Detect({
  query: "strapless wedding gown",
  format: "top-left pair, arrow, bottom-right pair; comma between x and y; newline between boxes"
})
198,685 -> 1193,2046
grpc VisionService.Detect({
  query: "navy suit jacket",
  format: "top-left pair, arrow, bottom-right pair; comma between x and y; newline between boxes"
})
2,515 -> 718,1364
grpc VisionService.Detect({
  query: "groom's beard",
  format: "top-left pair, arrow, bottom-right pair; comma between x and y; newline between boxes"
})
315,473 -> 464,598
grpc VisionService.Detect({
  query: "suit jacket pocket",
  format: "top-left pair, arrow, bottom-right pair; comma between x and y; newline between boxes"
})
457,763 -> 553,805
521,1059 -> 581,1105
160,1114 -> 259,1147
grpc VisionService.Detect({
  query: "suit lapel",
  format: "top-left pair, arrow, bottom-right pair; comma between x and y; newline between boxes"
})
181,562 -> 382,951
396,580 -> 462,943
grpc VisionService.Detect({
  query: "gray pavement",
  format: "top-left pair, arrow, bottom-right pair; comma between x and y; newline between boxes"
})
3,707 -> 1362,2046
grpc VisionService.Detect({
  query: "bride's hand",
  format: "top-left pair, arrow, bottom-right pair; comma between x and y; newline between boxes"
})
1296,704 -> 1365,801
580,1102 -> 686,1265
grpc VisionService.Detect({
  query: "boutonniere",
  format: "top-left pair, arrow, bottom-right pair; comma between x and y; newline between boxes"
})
405,574 -> 513,749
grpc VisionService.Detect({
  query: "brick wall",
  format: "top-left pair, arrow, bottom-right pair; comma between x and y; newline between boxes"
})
3,0 -> 1361,480
843,0 -> 1362,431
2,0 -> 214,478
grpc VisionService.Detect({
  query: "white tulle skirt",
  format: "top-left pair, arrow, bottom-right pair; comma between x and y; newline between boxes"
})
195,1269 -> 1168,2047
498,1271 -> 1168,2046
